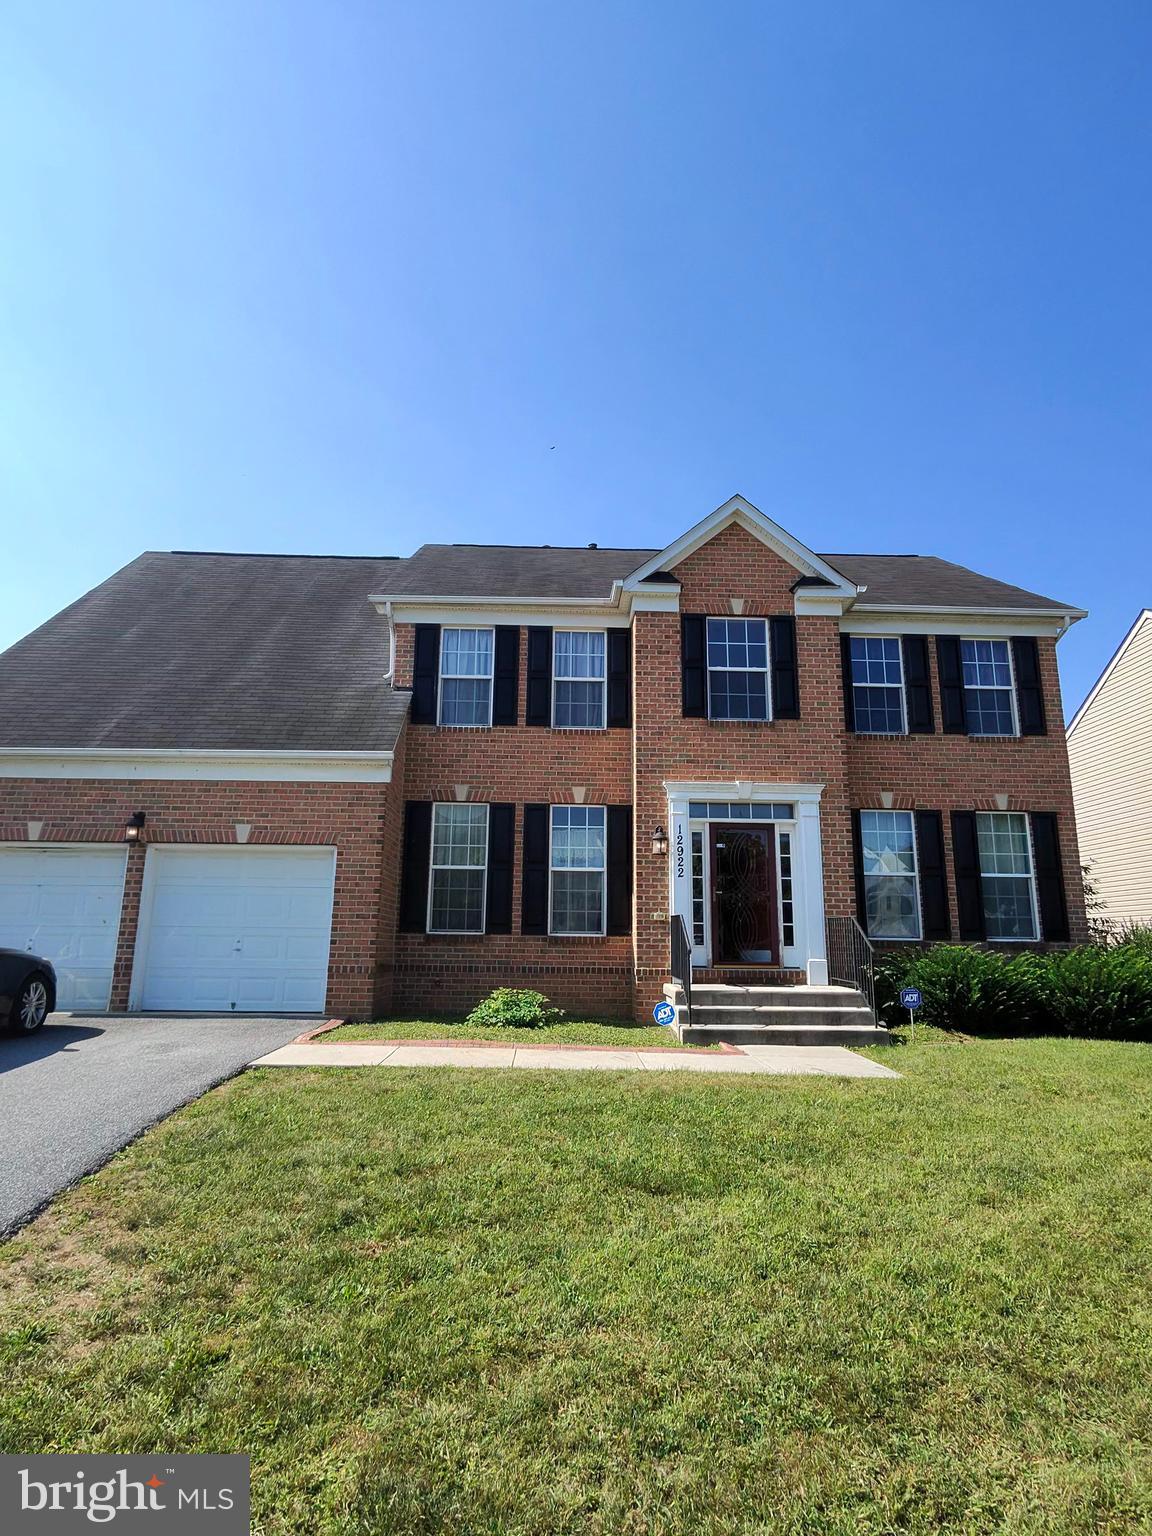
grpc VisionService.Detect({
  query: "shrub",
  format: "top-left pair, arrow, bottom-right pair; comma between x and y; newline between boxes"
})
465,988 -> 565,1029
874,946 -> 1041,1035
1105,920 -> 1152,958
1038,946 -> 1152,1041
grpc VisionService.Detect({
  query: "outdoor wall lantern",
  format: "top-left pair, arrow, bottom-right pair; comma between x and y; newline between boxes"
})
124,810 -> 146,844
651,824 -> 669,857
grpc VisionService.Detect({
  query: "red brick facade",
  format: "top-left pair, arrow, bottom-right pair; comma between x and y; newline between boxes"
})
0,522 -> 1087,1022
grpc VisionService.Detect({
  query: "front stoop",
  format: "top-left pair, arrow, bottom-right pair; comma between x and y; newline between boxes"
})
664,982 -> 889,1047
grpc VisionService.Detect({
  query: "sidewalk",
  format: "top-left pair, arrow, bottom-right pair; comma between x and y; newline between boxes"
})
250,1040 -> 899,1078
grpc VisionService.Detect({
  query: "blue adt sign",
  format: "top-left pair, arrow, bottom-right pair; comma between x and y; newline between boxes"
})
653,1000 -> 677,1026
899,986 -> 923,1012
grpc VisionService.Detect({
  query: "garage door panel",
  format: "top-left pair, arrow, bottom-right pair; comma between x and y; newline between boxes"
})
136,849 -> 336,1013
0,847 -> 127,1010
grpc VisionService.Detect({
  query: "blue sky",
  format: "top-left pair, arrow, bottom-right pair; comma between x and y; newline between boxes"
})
2,2 -> 1149,716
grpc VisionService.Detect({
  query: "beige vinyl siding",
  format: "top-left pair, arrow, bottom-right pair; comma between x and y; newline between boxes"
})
1068,612 -> 1152,924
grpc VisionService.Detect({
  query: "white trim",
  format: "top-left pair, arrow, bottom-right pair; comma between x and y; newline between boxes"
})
622,495 -> 858,598
1068,608 -> 1152,736
975,811 -> 1040,943
704,615 -> 772,722
128,843 -> 338,1012
379,599 -> 634,624
427,802 -> 490,935
841,612 -> 1072,638
0,749 -> 394,784
664,780 -> 825,801
858,809 -> 923,941
961,637 -> 1019,739
852,602 -> 1086,620
548,804 -> 607,937
552,628 -> 607,730
845,635 -> 907,736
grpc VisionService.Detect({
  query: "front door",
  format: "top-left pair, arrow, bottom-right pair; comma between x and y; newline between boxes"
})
710,824 -> 779,964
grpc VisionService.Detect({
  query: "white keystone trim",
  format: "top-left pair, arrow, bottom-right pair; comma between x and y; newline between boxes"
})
0,749 -> 395,784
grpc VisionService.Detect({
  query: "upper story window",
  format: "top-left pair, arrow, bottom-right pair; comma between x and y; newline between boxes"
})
860,810 -> 921,939
707,618 -> 770,721
550,805 -> 606,935
850,637 -> 906,734
428,803 -> 489,933
961,640 -> 1017,736
976,812 -> 1037,939
439,628 -> 493,726
553,631 -> 606,728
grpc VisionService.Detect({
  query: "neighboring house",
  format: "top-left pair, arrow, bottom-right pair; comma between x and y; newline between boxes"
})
0,496 -> 1088,1023
1068,610 -> 1152,927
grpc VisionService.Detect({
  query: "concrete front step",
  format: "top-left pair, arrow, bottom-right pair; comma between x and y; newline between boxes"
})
689,984 -> 868,1010
663,980 -> 888,1046
681,1022 -> 890,1047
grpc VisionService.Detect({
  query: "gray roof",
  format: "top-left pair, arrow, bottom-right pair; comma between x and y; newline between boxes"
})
377,542 -> 1074,610
0,553 -> 410,752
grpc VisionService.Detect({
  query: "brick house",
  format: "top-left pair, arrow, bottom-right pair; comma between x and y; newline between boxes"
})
0,497 -> 1088,1026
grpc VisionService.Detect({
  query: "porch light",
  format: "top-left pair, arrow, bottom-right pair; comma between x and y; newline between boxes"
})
124,810 -> 146,844
651,824 -> 669,857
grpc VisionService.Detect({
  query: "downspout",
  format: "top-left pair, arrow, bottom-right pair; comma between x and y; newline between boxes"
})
382,601 -> 396,683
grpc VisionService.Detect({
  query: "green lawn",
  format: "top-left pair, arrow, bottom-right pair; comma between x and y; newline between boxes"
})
3,1038 -> 1152,1534
325,1015 -> 685,1047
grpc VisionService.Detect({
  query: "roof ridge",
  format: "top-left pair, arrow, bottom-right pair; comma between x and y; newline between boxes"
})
165,551 -> 403,561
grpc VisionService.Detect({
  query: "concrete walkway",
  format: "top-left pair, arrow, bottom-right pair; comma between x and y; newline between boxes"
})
251,1040 -> 899,1078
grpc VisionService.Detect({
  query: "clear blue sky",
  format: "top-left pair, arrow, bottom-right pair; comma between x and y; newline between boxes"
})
2,2 -> 1149,717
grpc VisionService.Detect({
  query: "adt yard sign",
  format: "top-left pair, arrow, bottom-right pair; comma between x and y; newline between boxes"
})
899,987 -> 923,1012
653,1000 -> 676,1026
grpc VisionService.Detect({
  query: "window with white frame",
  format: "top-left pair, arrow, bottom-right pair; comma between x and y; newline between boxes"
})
549,805 -> 606,935
428,803 -> 488,932
850,636 -> 905,733
706,617 -> 770,721
961,639 -> 1016,736
976,812 -> 1038,939
438,628 -> 494,726
860,811 -> 921,939
553,631 -> 606,728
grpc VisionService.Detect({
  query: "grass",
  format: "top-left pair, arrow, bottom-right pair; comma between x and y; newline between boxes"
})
325,1015 -> 688,1047
3,1038 -> 1152,1534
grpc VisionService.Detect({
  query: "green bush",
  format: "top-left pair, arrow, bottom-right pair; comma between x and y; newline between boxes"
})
874,946 -> 1041,1035
1039,946 -> 1152,1041
464,988 -> 565,1029
1105,920 -> 1152,958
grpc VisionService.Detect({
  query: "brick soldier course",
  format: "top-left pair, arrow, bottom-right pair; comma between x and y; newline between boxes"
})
0,497 -> 1088,1021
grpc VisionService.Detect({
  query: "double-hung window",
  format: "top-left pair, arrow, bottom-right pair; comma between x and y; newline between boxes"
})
961,639 -> 1016,736
439,628 -> 493,726
976,812 -> 1038,939
550,806 -> 606,935
706,618 -> 770,721
553,631 -> 606,728
428,803 -> 488,933
860,811 -> 921,939
850,637 -> 905,733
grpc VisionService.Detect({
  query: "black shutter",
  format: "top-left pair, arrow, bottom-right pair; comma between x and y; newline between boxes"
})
606,629 -> 632,728
936,637 -> 968,734
399,801 -> 432,931
1012,637 -> 1047,736
521,804 -> 550,934
606,805 -> 633,934
840,634 -> 856,731
1031,812 -> 1069,941
681,615 -> 707,718
915,811 -> 950,939
484,803 -> 515,933
950,812 -> 985,940
769,615 -> 800,719
850,810 -> 868,928
410,625 -> 440,725
526,628 -> 552,726
902,636 -> 935,734
492,627 -> 520,727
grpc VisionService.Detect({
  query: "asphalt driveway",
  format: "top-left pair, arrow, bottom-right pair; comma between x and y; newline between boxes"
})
0,1014 -> 311,1236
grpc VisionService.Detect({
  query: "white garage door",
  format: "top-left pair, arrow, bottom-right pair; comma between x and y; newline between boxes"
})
134,847 -> 337,1013
0,846 -> 128,1010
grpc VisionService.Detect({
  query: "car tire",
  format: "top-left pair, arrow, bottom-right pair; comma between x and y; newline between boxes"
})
8,973 -> 51,1035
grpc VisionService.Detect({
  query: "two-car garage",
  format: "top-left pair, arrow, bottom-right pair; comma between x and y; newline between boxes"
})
0,845 -> 337,1014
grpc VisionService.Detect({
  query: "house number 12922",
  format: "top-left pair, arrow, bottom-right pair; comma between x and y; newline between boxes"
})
675,825 -> 685,880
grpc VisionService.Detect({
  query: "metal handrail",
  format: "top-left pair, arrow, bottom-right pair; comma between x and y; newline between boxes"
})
669,913 -> 693,1024
826,915 -> 876,1015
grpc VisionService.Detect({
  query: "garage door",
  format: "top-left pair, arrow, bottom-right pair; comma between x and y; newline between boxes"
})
134,847 -> 337,1012
0,846 -> 128,1010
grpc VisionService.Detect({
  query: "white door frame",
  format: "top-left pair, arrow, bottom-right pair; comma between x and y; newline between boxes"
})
128,843 -> 338,1012
664,781 -> 829,984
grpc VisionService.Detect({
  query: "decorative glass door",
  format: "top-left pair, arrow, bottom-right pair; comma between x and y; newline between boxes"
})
709,824 -> 779,964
